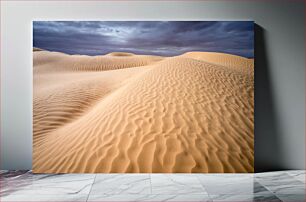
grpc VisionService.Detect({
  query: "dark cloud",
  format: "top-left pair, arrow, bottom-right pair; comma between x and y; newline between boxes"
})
33,21 -> 254,58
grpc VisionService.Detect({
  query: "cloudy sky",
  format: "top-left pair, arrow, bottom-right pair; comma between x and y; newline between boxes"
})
33,21 -> 254,58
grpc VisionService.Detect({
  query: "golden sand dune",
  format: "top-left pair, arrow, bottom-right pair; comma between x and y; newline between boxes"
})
33,51 -> 254,173
33,67 -> 149,140
182,51 -> 254,72
33,47 -> 44,52
106,52 -> 136,56
34,51 -> 164,73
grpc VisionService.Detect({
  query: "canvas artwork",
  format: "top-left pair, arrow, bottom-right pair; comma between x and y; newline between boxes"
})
33,21 -> 254,173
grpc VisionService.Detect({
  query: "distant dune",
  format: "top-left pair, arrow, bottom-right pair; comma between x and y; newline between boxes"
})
33,47 -> 44,52
33,50 -> 254,173
33,51 -> 164,73
106,52 -> 136,56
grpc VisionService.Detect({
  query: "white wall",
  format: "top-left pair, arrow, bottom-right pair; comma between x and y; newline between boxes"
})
1,0 -> 304,171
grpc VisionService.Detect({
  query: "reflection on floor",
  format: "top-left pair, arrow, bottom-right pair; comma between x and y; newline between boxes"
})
0,170 -> 305,201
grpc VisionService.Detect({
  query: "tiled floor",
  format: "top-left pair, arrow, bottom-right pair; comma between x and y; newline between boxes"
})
0,170 -> 305,201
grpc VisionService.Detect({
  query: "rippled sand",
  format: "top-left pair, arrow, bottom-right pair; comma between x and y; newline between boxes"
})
33,50 -> 254,173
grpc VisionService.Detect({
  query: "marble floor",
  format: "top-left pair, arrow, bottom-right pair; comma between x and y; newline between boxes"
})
0,170 -> 305,202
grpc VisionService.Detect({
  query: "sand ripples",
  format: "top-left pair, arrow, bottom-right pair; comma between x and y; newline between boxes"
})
33,51 -> 254,173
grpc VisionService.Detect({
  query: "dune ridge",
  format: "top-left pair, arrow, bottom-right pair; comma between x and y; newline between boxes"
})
33,47 -> 44,52
33,50 -> 254,173
106,52 -> 136,56
182,51 -> 254,72
34,51 -> 164,73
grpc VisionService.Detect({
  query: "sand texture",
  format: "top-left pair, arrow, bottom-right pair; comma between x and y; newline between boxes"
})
33,50 -> 254,173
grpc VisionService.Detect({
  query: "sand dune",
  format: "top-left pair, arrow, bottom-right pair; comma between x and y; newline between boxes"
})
34,51 -> 164,73
33,50 -> 254,173
33,47 -> 44,52
106,52 -> 136,56
182,51 -> 254,72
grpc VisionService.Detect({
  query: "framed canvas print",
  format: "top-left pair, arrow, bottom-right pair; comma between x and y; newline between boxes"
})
33,21 -> 254,173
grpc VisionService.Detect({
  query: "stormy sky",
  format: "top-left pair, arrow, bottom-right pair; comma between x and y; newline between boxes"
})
33,21 -> 254,58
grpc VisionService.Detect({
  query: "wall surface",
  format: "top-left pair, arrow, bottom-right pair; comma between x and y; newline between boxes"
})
1,0 -> 305,171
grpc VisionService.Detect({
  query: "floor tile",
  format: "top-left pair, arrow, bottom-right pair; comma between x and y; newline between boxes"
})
1,171 -> 43,196
0,194 -> 88,201
143,194 -> 211,202
0,170 -> 29,176
210,194 -> 281,201
256,173 -> 305,195
88,194 -> 211,201
1,170 -> 305,202
197,174 -> 259,195
253,181 -> 275,194
286,170 -> 306,183
1,173 -> 95,196
275,194 -> 306,202
255,171 -> 295,180
90,174 -> 151,195
150,174 -> 207,195
0,170 -> 31,181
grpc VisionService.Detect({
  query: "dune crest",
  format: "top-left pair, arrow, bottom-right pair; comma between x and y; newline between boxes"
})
33,50 -> 254,173
182,51 -> 254,71
106,52 -> 135,56
33,47 -> 45,52
33,51 -> 164,73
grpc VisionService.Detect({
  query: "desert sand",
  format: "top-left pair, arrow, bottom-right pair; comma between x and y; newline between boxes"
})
33,49 -> 254,173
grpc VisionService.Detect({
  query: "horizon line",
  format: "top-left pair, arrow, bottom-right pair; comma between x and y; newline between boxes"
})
33,47 -> 254,59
